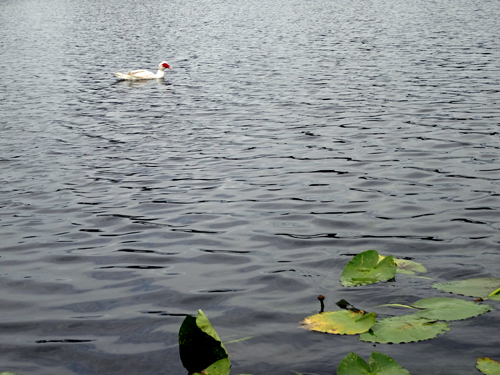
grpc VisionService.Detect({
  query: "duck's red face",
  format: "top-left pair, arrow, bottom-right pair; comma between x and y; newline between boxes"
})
162,62 -> 171,69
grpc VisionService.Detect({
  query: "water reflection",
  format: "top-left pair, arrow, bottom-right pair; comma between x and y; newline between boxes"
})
112,79 -> 173,89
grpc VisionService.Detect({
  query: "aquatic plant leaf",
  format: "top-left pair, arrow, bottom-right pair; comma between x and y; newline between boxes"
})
337,352 -> 410,375
489,287 -> 500,300
193,357 -> 231,375
477,357 -> 500,375
301,310 -> 376,335
379,255 -> 427,275
337,352 -> 370,374
341,250 -> 397,286
359,315 -> 450,344
431,278 -> 500,300
179,310 -> 229,373
411,297 -> 492,321
369,352 -> 411,375
336,299 -> 361,312
393,259 -> 427,275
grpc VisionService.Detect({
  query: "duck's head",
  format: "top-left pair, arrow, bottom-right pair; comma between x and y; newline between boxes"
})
159,61 -> 172,70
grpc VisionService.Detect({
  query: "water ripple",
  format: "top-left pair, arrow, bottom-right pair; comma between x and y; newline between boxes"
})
1,0 -> 500,373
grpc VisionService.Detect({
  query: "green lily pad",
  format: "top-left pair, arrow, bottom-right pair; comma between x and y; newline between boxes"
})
301,310 -> 376,335
338,352 -> 371,375
193,357 -> 231,375
477,357 -> 500,375
432,278 -> 500,300
359,315 -> 450,344
379,255 -> 427,275
179,310 -> 229,373
338,352 -> 411,375
341,250 -> 397,287
411,297 -> 493,321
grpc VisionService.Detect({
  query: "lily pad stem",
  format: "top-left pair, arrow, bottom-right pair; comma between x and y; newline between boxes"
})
488,287 -> 500,299
318,295 -> 325,313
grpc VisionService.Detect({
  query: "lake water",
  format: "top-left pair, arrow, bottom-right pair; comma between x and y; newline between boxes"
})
1,0 -> 500,373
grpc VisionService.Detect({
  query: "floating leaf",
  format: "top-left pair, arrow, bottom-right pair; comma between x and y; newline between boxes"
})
338,352 -> 411,375
359,315 -> 450,344
432,278 -> 500,300
193,357 -> 231,375
336,299 -> 361,312
179,310 -> 229,373
489,287 -> 500,301
341,250 -> 397,287
337,352 -> 370,374
301,310 -> 376,335
477,357 -> 500,375
379,255 -> 427,275
369,352 -> 411,375
411,297 -> 492,321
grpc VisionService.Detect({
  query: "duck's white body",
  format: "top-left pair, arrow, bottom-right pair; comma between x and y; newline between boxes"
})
114,61 -> 172,80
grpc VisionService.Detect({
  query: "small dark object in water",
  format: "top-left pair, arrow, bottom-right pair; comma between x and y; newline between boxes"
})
318,295 -> 325,313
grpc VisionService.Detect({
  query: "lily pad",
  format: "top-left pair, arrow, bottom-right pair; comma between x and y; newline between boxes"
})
432,278 -> 500,300
411,297 -> 493,321
336,299 -> 361,312
341,250 -> 397,287
193,357 -> 231,375
379,255 -> 427,275
179,310 -> 229,373
359,315 -> 450,344
477,357 -> 500,375
338,352 -> 411,375
301,310 -> 376,335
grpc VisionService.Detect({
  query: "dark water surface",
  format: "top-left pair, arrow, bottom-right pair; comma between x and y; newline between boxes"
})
1,0 -> 500,373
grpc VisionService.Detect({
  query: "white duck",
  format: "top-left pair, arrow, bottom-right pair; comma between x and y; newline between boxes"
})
114,61 -> 172,80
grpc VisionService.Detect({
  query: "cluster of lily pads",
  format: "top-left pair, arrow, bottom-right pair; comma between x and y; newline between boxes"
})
302,250 -> 499,344
2,250 -> 499,375
177,250 -> 500,375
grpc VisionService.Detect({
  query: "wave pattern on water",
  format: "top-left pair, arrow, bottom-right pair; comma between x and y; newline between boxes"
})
1,0 -> 500,373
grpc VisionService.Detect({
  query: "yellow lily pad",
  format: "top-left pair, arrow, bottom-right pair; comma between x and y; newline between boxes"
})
301,310 -> 376,335
477,357 -> 500,375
